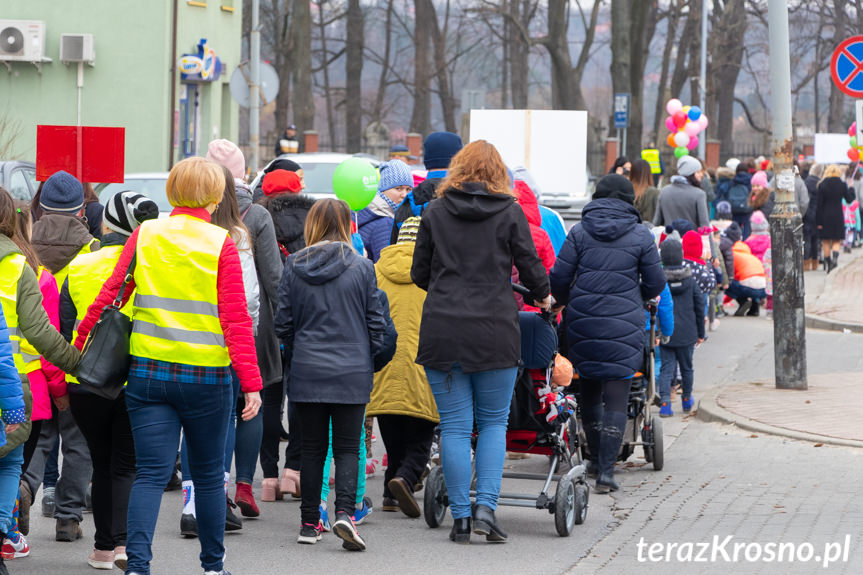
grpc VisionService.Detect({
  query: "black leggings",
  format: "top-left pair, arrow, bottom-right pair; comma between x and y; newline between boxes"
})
296,402 -> 365,525
21,419 -> 43,475
579,379 -> 629,475
260,381 -> 302,477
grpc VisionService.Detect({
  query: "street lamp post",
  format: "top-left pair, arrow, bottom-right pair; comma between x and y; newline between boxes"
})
767,0 -> 807,390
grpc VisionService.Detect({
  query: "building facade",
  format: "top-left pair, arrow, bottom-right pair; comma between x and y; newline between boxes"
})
0,0 -> 241,173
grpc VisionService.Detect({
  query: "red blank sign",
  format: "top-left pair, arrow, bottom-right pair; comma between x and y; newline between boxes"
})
36,125 -> 125,183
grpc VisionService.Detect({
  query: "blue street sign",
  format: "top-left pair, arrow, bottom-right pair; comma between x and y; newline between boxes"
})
614,93 -> 630,129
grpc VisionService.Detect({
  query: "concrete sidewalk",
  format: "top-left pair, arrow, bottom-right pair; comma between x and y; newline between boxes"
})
805,247 -> 863,332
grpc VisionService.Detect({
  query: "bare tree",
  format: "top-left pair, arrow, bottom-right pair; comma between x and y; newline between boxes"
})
410,0 -> 432,135
707,0 -> 747,158
291,0 -> 315,149
652,0 -> 683,144
828,0 -> 848,132
346,0 -> 365,149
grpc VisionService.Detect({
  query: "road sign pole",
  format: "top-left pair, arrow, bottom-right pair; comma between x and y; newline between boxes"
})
249,0 -> 261,175
767,0 -> 807,390
698,0 -> 707,159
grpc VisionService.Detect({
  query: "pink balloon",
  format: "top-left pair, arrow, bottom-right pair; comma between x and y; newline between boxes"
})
699,115 -> 709,130
684,122 -> 701,137
849,123 -> 857,137
687,135 -> 699,151
665,116 -> 676,132
674,131 -> 690,148
666,98 -> 683,116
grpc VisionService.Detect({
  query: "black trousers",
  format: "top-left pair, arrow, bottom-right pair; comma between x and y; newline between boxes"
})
69,392 -> 136,550
296,402 -> 365,525
21,419 -> 43,475
578,379 -> 629,475
260,382 -> 302,477
377,415 -> 436,498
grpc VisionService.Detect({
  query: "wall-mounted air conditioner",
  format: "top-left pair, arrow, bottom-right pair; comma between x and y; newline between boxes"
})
0,19 -> 46,62
60,33 -> 95,64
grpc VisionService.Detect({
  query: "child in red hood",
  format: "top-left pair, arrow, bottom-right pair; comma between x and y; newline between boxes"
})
513,181 -> 555,272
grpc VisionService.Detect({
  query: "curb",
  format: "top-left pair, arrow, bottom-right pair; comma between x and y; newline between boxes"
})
804,313 -> 863,334
696,388 -> 863,449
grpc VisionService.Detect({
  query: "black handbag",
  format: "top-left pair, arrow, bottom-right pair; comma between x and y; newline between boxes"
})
76,255 -> 136,400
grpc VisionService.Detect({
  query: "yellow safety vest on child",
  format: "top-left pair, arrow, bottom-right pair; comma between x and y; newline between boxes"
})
0,253 -> 41,374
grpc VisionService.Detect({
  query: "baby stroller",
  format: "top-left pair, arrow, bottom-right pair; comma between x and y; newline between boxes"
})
423,285 -> 589,537
570,300 -> 664,470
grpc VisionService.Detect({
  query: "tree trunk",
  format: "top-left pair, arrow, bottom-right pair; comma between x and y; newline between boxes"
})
509,0 -> 530,109
291,0 -> 314,150
316,0 -> 337,150
670,3 -> 698,99
372,0 -> 394,122
272,0 -> 293,150
627,0 -> 657,155
653,0 -> 682,146
546,0 -> 574,109
710,0 -> 747,159
501,4 -> 510,108
828,1 -> 847,132
569,0 -> 602,111
410,0 -> 432,135
346,0 -> 364,151
610,0 -> 632,148
425,0 -> 457,132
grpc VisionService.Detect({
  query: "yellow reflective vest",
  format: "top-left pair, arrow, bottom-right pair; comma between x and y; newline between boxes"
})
130,216 -> 230,367
53,238 -> 99,291
0,254 -> 40,374
641,149 -> 662,175
65,245 -> 129,384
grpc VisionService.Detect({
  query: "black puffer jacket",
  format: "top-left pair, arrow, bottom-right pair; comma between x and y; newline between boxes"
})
411,183 -> 549,373
663,266 -> 705,347
549,198 -> 666,380
719,222 -> 742,281
275,241 -> 387,404
260,194 -> 316,256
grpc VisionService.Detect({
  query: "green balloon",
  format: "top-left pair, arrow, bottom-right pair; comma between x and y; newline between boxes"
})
674,146 -> 689,159
332,158 -> 380,211
852,136 -> 858,148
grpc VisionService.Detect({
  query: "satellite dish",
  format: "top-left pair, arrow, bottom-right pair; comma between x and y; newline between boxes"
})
230,62 -> 279,108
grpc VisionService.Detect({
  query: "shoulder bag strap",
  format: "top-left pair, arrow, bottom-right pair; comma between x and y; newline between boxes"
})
112,253 -> 137,309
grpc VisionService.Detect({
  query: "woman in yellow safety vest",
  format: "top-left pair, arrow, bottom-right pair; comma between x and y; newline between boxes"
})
74,158 -> 262,575
0,188 -> 80,553
60,191 -> 159,570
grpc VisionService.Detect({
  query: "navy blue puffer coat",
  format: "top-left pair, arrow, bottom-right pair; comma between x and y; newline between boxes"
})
549,198 -> 667,380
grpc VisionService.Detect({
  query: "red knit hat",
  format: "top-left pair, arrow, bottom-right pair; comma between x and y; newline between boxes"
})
263,169 -> 302,196
682,230 -> 705,264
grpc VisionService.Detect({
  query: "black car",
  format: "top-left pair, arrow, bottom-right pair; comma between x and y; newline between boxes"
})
0,161 -> 38,201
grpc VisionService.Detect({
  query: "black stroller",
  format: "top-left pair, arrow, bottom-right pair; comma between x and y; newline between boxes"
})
423,285 -> 589,537
569,300 -> 664,470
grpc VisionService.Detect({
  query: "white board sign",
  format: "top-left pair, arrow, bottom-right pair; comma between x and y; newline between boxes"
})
469,109 -> 588,199
814,133 -> 852,164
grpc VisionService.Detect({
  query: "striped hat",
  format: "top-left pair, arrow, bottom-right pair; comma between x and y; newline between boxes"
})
104,191 -> 159,236
397,216 -> 421,244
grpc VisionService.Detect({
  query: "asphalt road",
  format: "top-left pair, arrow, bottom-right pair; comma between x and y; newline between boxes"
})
11,314 -> 863,574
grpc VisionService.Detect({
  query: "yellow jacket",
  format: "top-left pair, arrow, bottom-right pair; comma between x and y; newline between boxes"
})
367,243 -> 439,423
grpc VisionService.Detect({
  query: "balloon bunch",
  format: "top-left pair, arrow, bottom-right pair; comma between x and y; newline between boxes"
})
664,99 -> 709,159
847,122 -> 862,162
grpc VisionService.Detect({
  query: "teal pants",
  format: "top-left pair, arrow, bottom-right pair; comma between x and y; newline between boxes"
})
321,417 -> 366,507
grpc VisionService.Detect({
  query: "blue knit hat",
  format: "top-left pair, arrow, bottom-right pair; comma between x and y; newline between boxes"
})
40,170 -> 84,213
423,132 -> 463,170
378,160 -> 414,193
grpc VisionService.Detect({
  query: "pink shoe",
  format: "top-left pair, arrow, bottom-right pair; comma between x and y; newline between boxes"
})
280,468 -> 301,497
382,453 -> 388,468
261,478 -> 283,502
113,546 -> 127,570
88,548 -> 115,570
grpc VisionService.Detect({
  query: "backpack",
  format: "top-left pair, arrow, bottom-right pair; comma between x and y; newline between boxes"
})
713,179 -> 732,206
727,183 -> 751,214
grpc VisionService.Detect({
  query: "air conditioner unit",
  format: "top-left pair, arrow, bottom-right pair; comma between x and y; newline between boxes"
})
0,20 -> 46,62
60,33 -> 95,64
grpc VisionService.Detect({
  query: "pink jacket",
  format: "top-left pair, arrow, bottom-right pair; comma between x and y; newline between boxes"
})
744,234 -> 771,263
28,270 -> 66,421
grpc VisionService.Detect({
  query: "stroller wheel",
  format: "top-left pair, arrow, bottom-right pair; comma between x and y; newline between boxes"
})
423,465 -> 448,528
650,416 -> 664,471
554,478 -> 577,537
574,482 -> 589,525
641,425 -> 654,463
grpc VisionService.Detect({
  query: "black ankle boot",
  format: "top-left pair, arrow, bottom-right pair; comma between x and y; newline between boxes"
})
832,251 -> 840,271
449,517 -> 471,544
473,504 -> 508,542
594,411 -> 626,494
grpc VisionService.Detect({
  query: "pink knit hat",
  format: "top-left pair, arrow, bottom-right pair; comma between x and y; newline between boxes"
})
751,170 -> 768,188
206,139 -> 245,180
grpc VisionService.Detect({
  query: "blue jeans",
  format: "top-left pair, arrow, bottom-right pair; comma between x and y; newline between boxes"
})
125,375 -> 231,575
425,365 -> 518,519
724,280 -> 767,303
0,445 -> 24,535
658,345 -> 695,404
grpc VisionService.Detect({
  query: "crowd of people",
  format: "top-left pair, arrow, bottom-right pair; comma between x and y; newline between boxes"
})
0,131 -> 855,574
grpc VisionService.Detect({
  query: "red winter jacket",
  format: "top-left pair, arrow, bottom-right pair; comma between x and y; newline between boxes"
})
514,181 -> 555,272
74,207 -> 262,393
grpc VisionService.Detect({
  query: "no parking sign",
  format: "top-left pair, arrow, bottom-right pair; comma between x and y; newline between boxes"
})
831,36 -> 863,98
